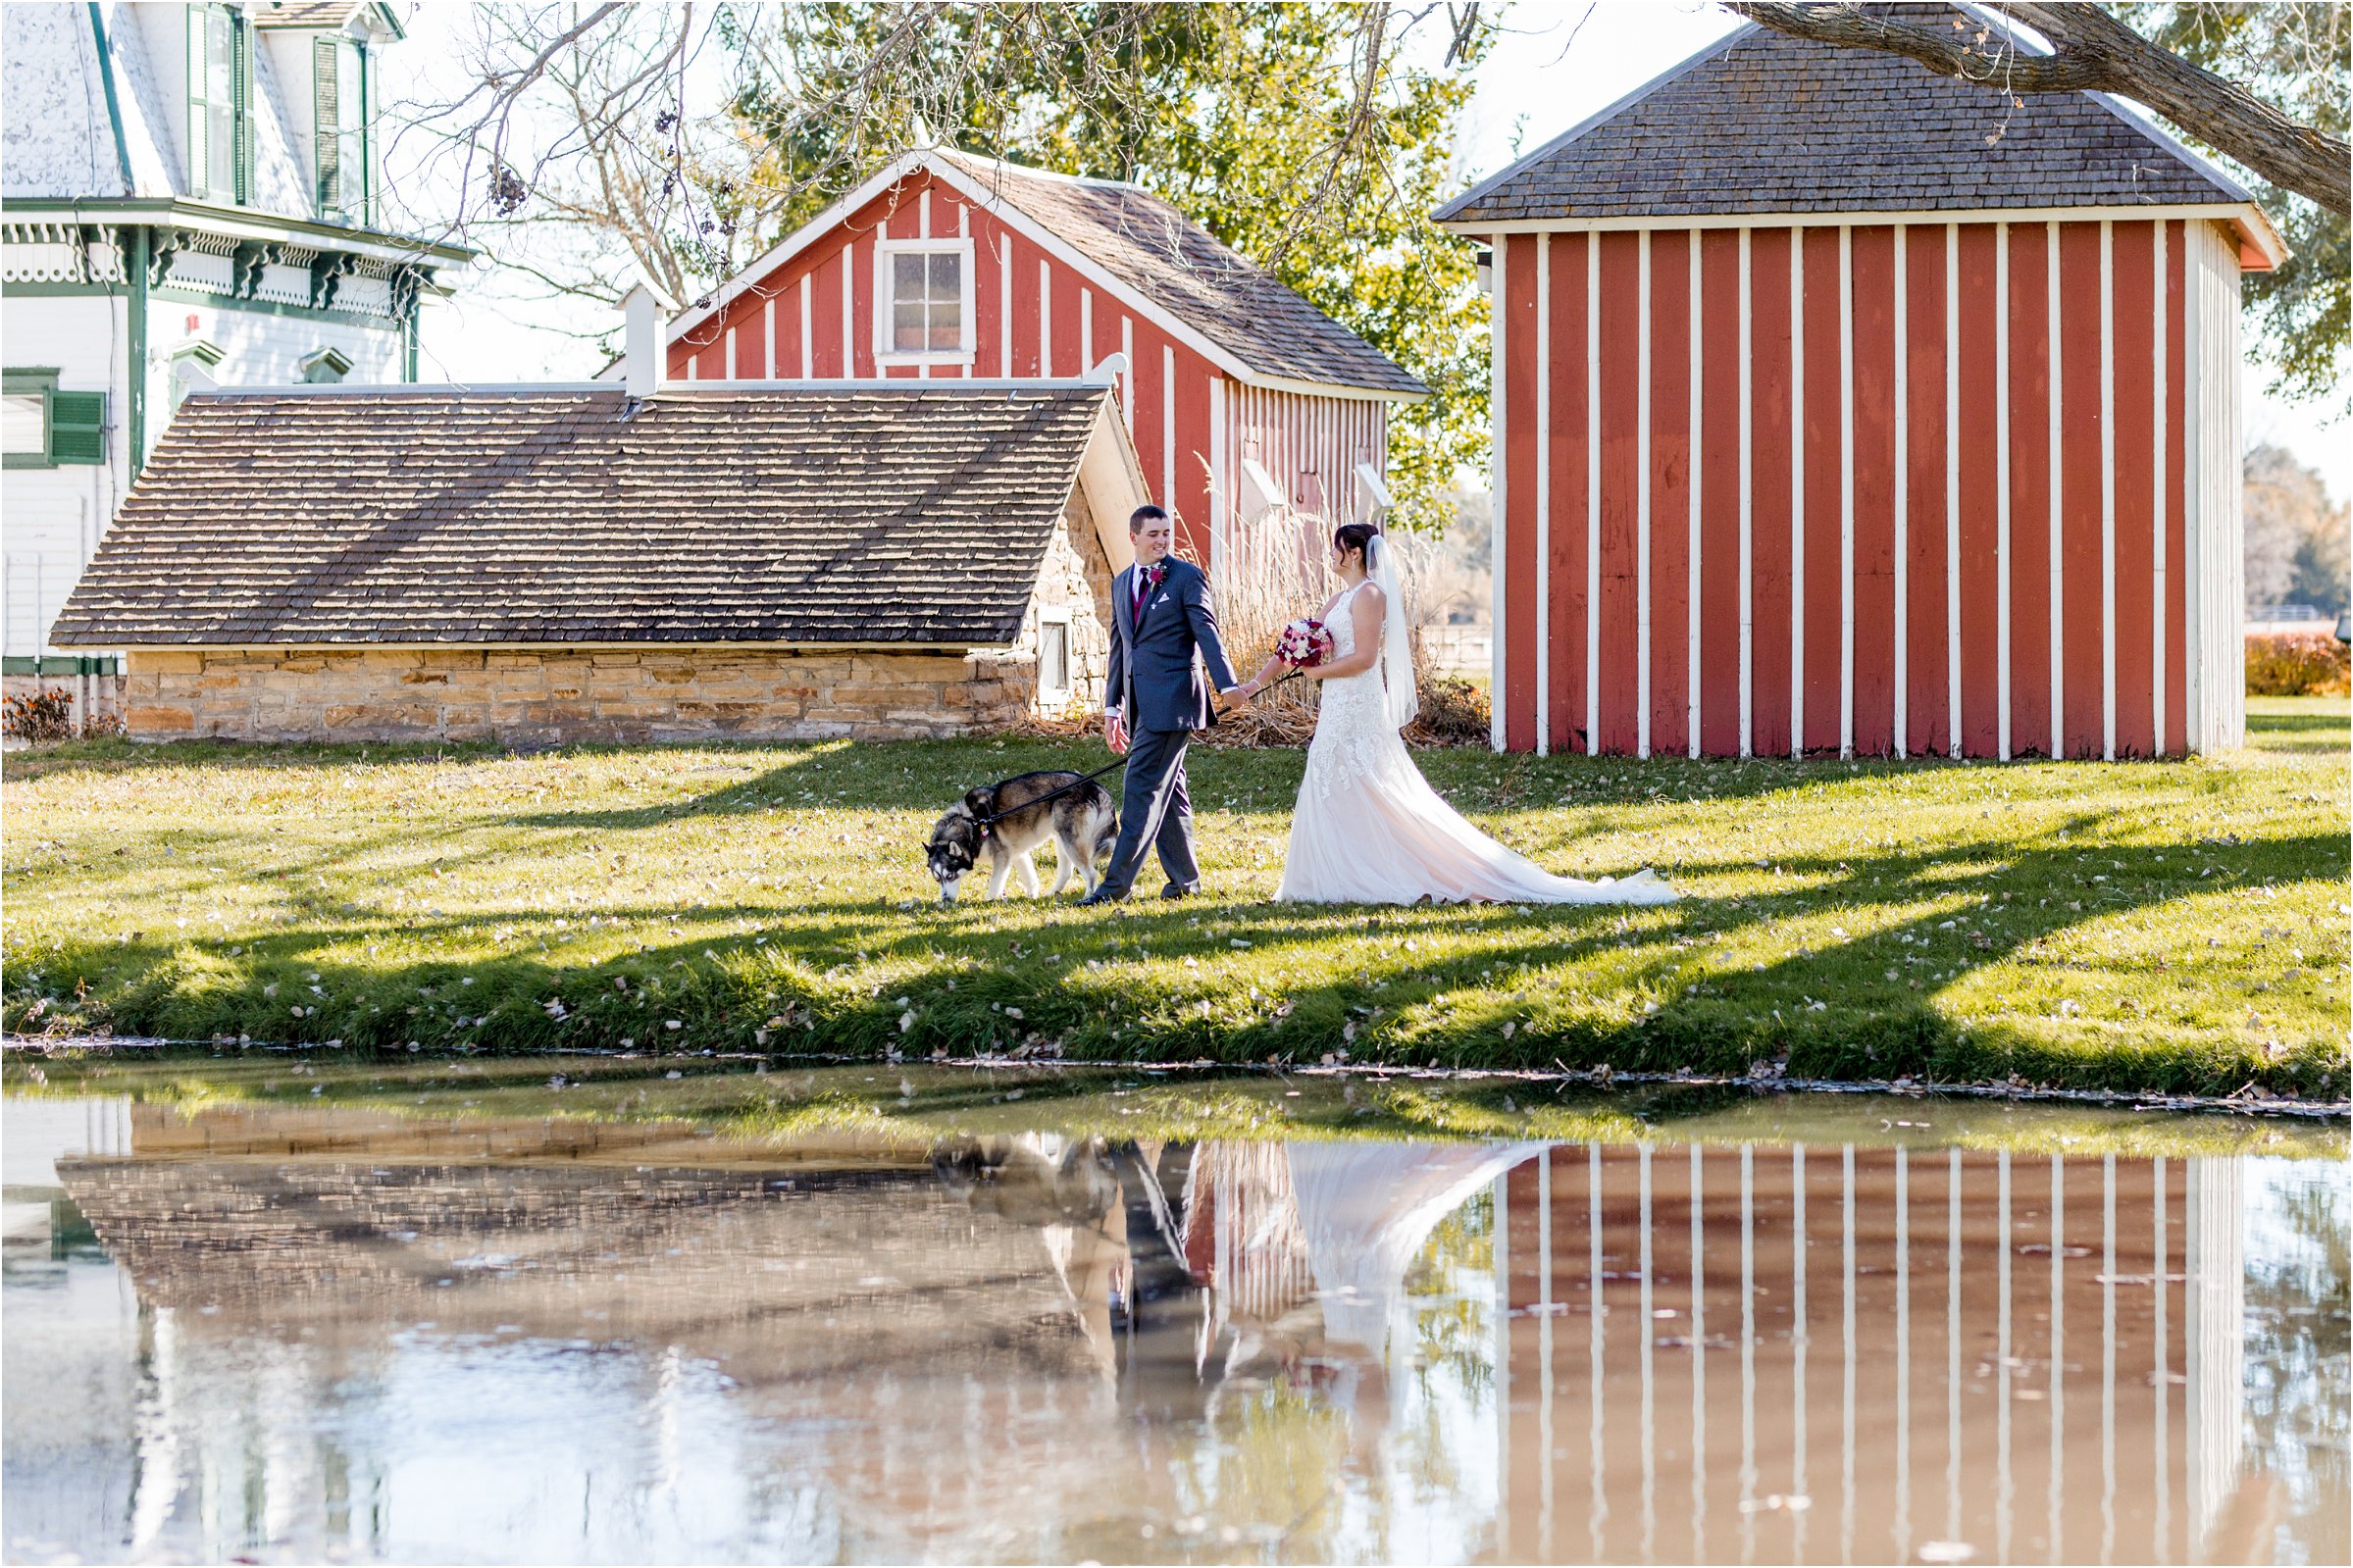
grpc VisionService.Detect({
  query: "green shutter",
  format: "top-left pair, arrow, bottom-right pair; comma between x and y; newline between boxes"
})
355,44 -> 373,225
313,36 -> 340,215
48,391 -> 105,465
184,7 -> 210,198
230,17 -> 252,205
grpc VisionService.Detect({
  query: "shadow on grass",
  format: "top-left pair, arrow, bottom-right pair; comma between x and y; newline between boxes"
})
12,808 -> 2342,1096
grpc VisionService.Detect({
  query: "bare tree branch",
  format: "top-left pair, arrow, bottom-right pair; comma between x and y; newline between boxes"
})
1726,2 -> 2349,217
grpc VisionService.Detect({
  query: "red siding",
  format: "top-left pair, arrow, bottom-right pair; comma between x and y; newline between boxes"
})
1550,233 -> 1589,755
1904,225 -> 1949,758
1850,226 -> 1896,756
1596,231 -> 1642,756
1502,233 -> 1542,753
663,168 -> 1382,567
2059,223 -> 2106,758
1698,230 -> 1742,757
2112,222 -> 2157,757
1955,224 -> 2002,759
1801,227 -> 1843,754
2006,222 -> 2053,757
1748,229 -> 1794,758
1649,230 -> 1692,757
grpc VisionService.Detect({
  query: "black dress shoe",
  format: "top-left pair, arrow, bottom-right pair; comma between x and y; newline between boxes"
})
1078,886 -> 1128,907
1159,882 -> 1199,899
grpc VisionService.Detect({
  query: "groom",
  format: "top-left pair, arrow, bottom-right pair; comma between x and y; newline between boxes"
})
1081,505 -> 1253,905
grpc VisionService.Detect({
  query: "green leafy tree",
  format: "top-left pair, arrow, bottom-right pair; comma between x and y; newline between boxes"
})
723,3 -> 1492,533
2117,3 -> 2349,415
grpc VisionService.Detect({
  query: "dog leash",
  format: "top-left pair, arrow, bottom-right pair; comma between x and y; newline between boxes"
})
965,676 -> 1304,834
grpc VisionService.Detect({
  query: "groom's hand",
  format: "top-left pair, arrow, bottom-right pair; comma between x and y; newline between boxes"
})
1221,683 -> 1253,703
1103,712 -> 1128,754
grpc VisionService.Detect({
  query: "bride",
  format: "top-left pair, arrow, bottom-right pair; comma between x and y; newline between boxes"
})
1240,523 -> 1678,906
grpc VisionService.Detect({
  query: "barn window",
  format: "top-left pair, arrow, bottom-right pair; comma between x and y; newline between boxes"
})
875,240 -> 974,364
1038,615 -> 1071,701
186,5 -> 251,205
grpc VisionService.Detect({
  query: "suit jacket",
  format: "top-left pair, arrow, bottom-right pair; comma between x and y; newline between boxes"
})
1104,556 -> 1239,733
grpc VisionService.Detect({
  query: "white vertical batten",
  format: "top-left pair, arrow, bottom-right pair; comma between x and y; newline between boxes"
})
1637,228 -> 1654,759
1491,236 -> 1508,750
916,191 -> 933,379
2153,222 -> 2169,752
841,237 -> 854,371
997,235 -> 1012,376
2182,225 -> 2203,750
1944,223 -> 1961,758
1161,345 -> 1176,507
726,326 -> 737,379
1894,225 -> 1910,757
1689,231 -> 1704,757
2049,222 -> 2065,757
1790,226 -> 1807,758
1536,232 -> 1553,756
1038,258 -> 1052,375
1121,317 -> 1134,430
1838,225 -> 1855,758
1079,288 -> 1092,379
1739,228 -> 1755,757
799,276 -> 813,379
1996,221 -> 2012,760
1208,377 -> 1227,573
762,299 -> 774,377
2101,220 -> 2118,759
1587,232 -> 1602,755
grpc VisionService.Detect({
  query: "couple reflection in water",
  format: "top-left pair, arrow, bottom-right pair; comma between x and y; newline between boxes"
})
932,1133 -> 1539,1423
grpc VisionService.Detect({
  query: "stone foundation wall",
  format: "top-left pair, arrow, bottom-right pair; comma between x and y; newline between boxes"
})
118,506 -> 1117,744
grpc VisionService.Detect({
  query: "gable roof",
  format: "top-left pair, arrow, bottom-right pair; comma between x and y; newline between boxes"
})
53,384 -> 1137,650
1434,6 -> 2280,264
667,149 -> 1427,401
253,1 -> 401,33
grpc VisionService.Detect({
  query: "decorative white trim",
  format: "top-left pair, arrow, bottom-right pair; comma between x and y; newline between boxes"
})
1738,226 -> 1754,758
1536,231 -> 1552,757
1586,231 -> 1601,755
1038,257 -> 1051,374
797,276 -> 812,379
1490,234 -> 1508,749
997,233 -> 1012,375
2048,222 -> 2064,758
1688,229 -> 1703,758
1837,224 -> 1854,759
1437,203 -> 2282,269
2100,220 -> 2117,760
1944,223 -> 1961,759
2152,220 -> 2168,751
1893,224 -> 1909,758
763,298 -> 776,379
839,238 -> 853,373
1996,222 -> 2012,760
1790,225 -> 1806,758
1162,344 -> 1176,507
1637,228 -> 1653,759
1208,376 -> 1227,573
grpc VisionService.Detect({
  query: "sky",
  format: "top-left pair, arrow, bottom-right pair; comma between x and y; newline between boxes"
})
402,0 -> 2344,500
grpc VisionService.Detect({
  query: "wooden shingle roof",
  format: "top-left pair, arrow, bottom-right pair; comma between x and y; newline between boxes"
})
941,154 -> 1429,399
53,385 -> 1119,649
1436,10 -> 2258,227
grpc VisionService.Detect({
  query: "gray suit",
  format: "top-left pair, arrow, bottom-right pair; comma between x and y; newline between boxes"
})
1100,556 -> 1239,896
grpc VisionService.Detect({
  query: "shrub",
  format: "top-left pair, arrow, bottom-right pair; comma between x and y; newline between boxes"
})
2245,632 -> 2351,696
2,687 -> 77,742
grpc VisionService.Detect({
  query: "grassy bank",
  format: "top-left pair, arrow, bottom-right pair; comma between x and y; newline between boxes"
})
3,697 -> 2345,1095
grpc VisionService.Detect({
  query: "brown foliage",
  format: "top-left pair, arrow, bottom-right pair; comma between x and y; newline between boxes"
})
2244,632 -> 2352,696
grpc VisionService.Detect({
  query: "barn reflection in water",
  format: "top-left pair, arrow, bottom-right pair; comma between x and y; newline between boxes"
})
8,1094 -> 2338,1566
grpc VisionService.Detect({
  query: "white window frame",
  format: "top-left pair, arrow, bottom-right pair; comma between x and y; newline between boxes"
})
872,238 -> 976,367
1037,610 -> 1073,702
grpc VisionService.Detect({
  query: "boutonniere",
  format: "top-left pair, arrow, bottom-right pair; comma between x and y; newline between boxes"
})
1142,562 -> 1168,590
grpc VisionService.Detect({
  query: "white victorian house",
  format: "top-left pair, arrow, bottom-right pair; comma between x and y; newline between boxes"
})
1,1 -> 470,720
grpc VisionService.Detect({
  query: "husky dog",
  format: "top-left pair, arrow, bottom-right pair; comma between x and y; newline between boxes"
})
925,770 -> 1119,903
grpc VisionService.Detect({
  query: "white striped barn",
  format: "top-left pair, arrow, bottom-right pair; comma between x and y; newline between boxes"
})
1436,8 -> 2280,760
651,150 -> 1427,571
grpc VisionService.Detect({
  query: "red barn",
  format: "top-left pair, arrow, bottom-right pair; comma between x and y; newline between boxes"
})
1437,11 -> 2281,759
660,149 -> 1426,568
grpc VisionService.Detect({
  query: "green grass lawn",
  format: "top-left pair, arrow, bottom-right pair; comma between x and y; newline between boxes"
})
4,696 -> 2345,1096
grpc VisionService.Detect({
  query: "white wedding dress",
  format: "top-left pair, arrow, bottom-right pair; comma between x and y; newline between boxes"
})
1276,575 -> 1679,906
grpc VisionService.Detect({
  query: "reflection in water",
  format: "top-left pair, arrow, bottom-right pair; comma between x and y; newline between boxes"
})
1,1092 -> 2344,1565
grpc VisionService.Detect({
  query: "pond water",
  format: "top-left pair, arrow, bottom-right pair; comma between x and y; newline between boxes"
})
2,1057 -> 2345,1565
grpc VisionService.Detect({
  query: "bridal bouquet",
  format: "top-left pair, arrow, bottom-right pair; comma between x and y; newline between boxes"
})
1274,618 -> 1333,669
